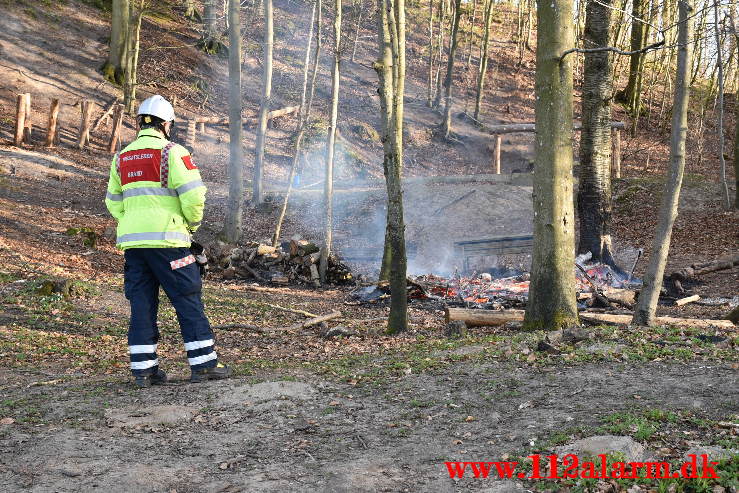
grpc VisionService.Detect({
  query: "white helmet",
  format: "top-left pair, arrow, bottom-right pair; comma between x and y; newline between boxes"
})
137,95 -> 175,122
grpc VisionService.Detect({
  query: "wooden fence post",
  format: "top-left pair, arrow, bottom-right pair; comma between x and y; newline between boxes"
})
14,94 -> 26,146
186,120 -> 196,150
108,104 -> 124,153
78,101 -> 93,149
493,134 -> 502,174
198,121 -> 205,133
612,128 -> 621,178
23,93 -> 32,143
46,99 -> 60,147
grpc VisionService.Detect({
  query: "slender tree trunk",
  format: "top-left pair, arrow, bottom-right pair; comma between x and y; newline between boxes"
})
103,0 -> 130,85
465,0 -> 477,69
735,68 -> 739,209
714,0 -> 730,209
632,0 -> 693,326
690,1 -> 709,86
524,0 -> 533,51
620,0 -> 651,117
223,0 -> 243,243
388,0 -> 408,333
253,0 -> 274,207
577,0 -> 617,266
307,0 -> 323,119
442,0 -> 462,138
523,0 -> 578,330
427,0 -> 435,106
375,0 -> 408,333
473,0 -> 493,121
319,0 -> 342,284
123,1 -> 144,114
272,2 -> 317,247
351,1 -> 364,62
433,0 -> 446,108
734,55 -> 739,209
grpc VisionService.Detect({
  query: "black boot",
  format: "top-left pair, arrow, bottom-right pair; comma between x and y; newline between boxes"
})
134,368 -> 168,388
190,363 -> 232,383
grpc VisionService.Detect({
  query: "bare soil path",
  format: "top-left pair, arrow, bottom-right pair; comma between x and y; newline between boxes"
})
1,361 -> 736,492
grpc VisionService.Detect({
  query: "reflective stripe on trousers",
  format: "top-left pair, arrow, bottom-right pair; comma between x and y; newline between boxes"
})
117,231 -> 191,244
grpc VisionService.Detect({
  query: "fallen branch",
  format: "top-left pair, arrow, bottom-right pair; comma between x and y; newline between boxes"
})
236,263 -> 268,283
264,302 -> 318,318
445,307 -> 736,329
92,97 -> 120,132
288,311 -> 342,330
578,312 -> 735,329
668,254 -> 739,293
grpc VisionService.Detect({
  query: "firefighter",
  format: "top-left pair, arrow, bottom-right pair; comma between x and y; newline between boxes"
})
105,95 -> 231,388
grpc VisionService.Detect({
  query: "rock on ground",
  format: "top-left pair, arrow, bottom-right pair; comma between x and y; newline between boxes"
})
556,435 -> 646,462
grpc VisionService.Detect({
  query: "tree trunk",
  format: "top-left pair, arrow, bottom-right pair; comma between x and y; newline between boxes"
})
204,0 -> 217,36
253,0 -> 274,207
523,0 -> 578,330
272,1 -> 318,247
524,0 -> 533,51
307,0 -> 323,119
441,0 -> 462,138
714,0 -> 730,209
735,70 -> 739,209
198,0 -> 224,53
123,1 -> 144,114
632,0 -> 693,326
577,0 -> 617,267
103,0 -> 130,85
375,0 -> 408,333
433,0 -> 446,108
426,0 -> 435,107
223,0 -> 244,243
351,1 -> 364,62
465,0 -> 477,69
319,0 -> 342,284
620,0 -> 651,118
388,0 -> 408,333
473,0 -> 493,121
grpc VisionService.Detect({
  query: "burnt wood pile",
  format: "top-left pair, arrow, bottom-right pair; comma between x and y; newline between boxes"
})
209,239 -> 354,286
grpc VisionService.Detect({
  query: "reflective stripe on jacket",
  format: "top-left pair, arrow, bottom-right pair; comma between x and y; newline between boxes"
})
104,129 -> 206,249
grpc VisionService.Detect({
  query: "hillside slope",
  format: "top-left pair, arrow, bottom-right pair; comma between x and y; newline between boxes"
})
0,0 -> 735,297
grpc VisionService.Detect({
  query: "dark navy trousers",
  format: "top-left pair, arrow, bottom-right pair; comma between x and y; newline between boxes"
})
124,247 -> 218,376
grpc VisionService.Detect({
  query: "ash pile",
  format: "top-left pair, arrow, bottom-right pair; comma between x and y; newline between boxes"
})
209,238 -> 354,286
351,253 -> 642,311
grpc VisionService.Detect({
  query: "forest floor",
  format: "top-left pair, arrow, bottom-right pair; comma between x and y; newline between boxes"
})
0,0 -> 737,492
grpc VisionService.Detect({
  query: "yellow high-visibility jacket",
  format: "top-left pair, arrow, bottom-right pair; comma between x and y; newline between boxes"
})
104,128 -> 206,249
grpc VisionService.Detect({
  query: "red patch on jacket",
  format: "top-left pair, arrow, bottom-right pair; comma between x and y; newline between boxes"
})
120,149 -> 162,185
182,155 -> 198,170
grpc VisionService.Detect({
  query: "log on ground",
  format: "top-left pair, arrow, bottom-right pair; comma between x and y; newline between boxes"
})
444,307 -> 525,326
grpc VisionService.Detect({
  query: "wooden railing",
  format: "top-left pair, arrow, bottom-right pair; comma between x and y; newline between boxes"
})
484,121 -> 626,178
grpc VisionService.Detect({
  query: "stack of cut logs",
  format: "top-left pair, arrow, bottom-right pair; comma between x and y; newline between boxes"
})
210,238 -> 354,286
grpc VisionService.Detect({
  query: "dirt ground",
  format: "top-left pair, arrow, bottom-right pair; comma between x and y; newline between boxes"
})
0,361 -> 737,493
